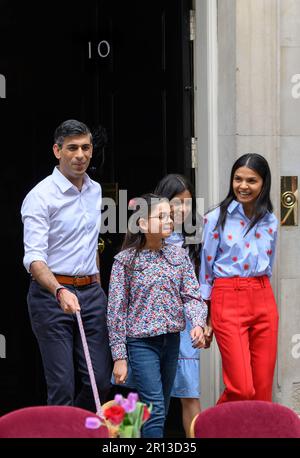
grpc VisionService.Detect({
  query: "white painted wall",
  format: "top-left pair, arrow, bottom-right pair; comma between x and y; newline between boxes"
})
194,0 -> 221,410
195,0 -> 300,412
278,0 -> 300,413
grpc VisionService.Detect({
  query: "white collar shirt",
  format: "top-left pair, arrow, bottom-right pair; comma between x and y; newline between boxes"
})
21,167 -> 102,275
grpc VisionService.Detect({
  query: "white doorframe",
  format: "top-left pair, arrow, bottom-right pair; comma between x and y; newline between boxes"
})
194,0 -> 221,409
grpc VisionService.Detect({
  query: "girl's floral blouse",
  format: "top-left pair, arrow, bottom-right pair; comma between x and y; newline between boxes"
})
107,244 -> 207,361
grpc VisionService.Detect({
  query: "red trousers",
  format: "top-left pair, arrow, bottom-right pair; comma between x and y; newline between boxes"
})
211,276 -> 279,404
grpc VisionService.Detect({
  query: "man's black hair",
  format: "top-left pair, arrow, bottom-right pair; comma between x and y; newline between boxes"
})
54,119 -> 92,148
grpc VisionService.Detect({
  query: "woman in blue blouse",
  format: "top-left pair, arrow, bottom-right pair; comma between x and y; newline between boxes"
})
200,153 -> 279,404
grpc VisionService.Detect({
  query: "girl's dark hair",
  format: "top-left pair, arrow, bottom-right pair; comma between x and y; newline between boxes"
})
121,193 -> 168,253
154,174 -> 201,275
216,153 -> 273,233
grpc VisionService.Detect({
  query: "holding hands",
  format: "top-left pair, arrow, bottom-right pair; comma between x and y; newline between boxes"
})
204,315 -> 214,349
190,325 -> 206,349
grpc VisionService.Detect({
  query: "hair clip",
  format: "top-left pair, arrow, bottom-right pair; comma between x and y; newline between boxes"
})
128,198 -> 137,210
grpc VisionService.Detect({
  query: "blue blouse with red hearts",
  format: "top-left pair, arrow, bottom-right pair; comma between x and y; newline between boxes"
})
200,200 -> 278,300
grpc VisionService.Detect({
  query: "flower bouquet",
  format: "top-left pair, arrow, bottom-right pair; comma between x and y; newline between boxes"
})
102,392 -> 151,438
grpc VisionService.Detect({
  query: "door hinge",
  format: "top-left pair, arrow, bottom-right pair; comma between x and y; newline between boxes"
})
191,137 -> 197,169
189,10 -> 196,41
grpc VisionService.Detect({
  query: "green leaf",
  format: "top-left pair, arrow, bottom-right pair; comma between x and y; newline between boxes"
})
119,424 -> 134,438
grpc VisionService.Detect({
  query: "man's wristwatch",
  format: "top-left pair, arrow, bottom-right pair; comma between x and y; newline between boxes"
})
55,286 -> 66,303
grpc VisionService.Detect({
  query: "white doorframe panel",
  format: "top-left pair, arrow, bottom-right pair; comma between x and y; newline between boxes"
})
194,0 -> 221,409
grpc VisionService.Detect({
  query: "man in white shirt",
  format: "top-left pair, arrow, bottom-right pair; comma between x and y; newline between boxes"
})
21,119 -> 112,410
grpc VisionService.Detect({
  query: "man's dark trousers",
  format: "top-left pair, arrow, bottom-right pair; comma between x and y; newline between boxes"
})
27,281 -> 112,411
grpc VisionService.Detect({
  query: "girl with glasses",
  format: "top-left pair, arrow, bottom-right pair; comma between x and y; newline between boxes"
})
154,174 -> 211,437
107,193 -> 207,437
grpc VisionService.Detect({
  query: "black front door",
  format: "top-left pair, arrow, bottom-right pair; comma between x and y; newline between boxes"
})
93,0 -> 195,290
0,0 -> 193,433
95,0 -> 194,193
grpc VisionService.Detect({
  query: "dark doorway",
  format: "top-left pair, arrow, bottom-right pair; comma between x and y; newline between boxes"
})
0,0 -> 194,437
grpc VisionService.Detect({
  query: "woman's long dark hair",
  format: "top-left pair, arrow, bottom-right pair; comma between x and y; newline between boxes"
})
122,193 -> 167,253
216,153 -> 273,234
154,174 -> 201,275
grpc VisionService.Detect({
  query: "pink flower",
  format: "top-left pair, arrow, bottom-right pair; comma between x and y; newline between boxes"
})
114,392 -> 138,413
128,392 -> 139,402
105,393 -> 152,438
85,417 -> 102,429
114,394 -> 123,404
